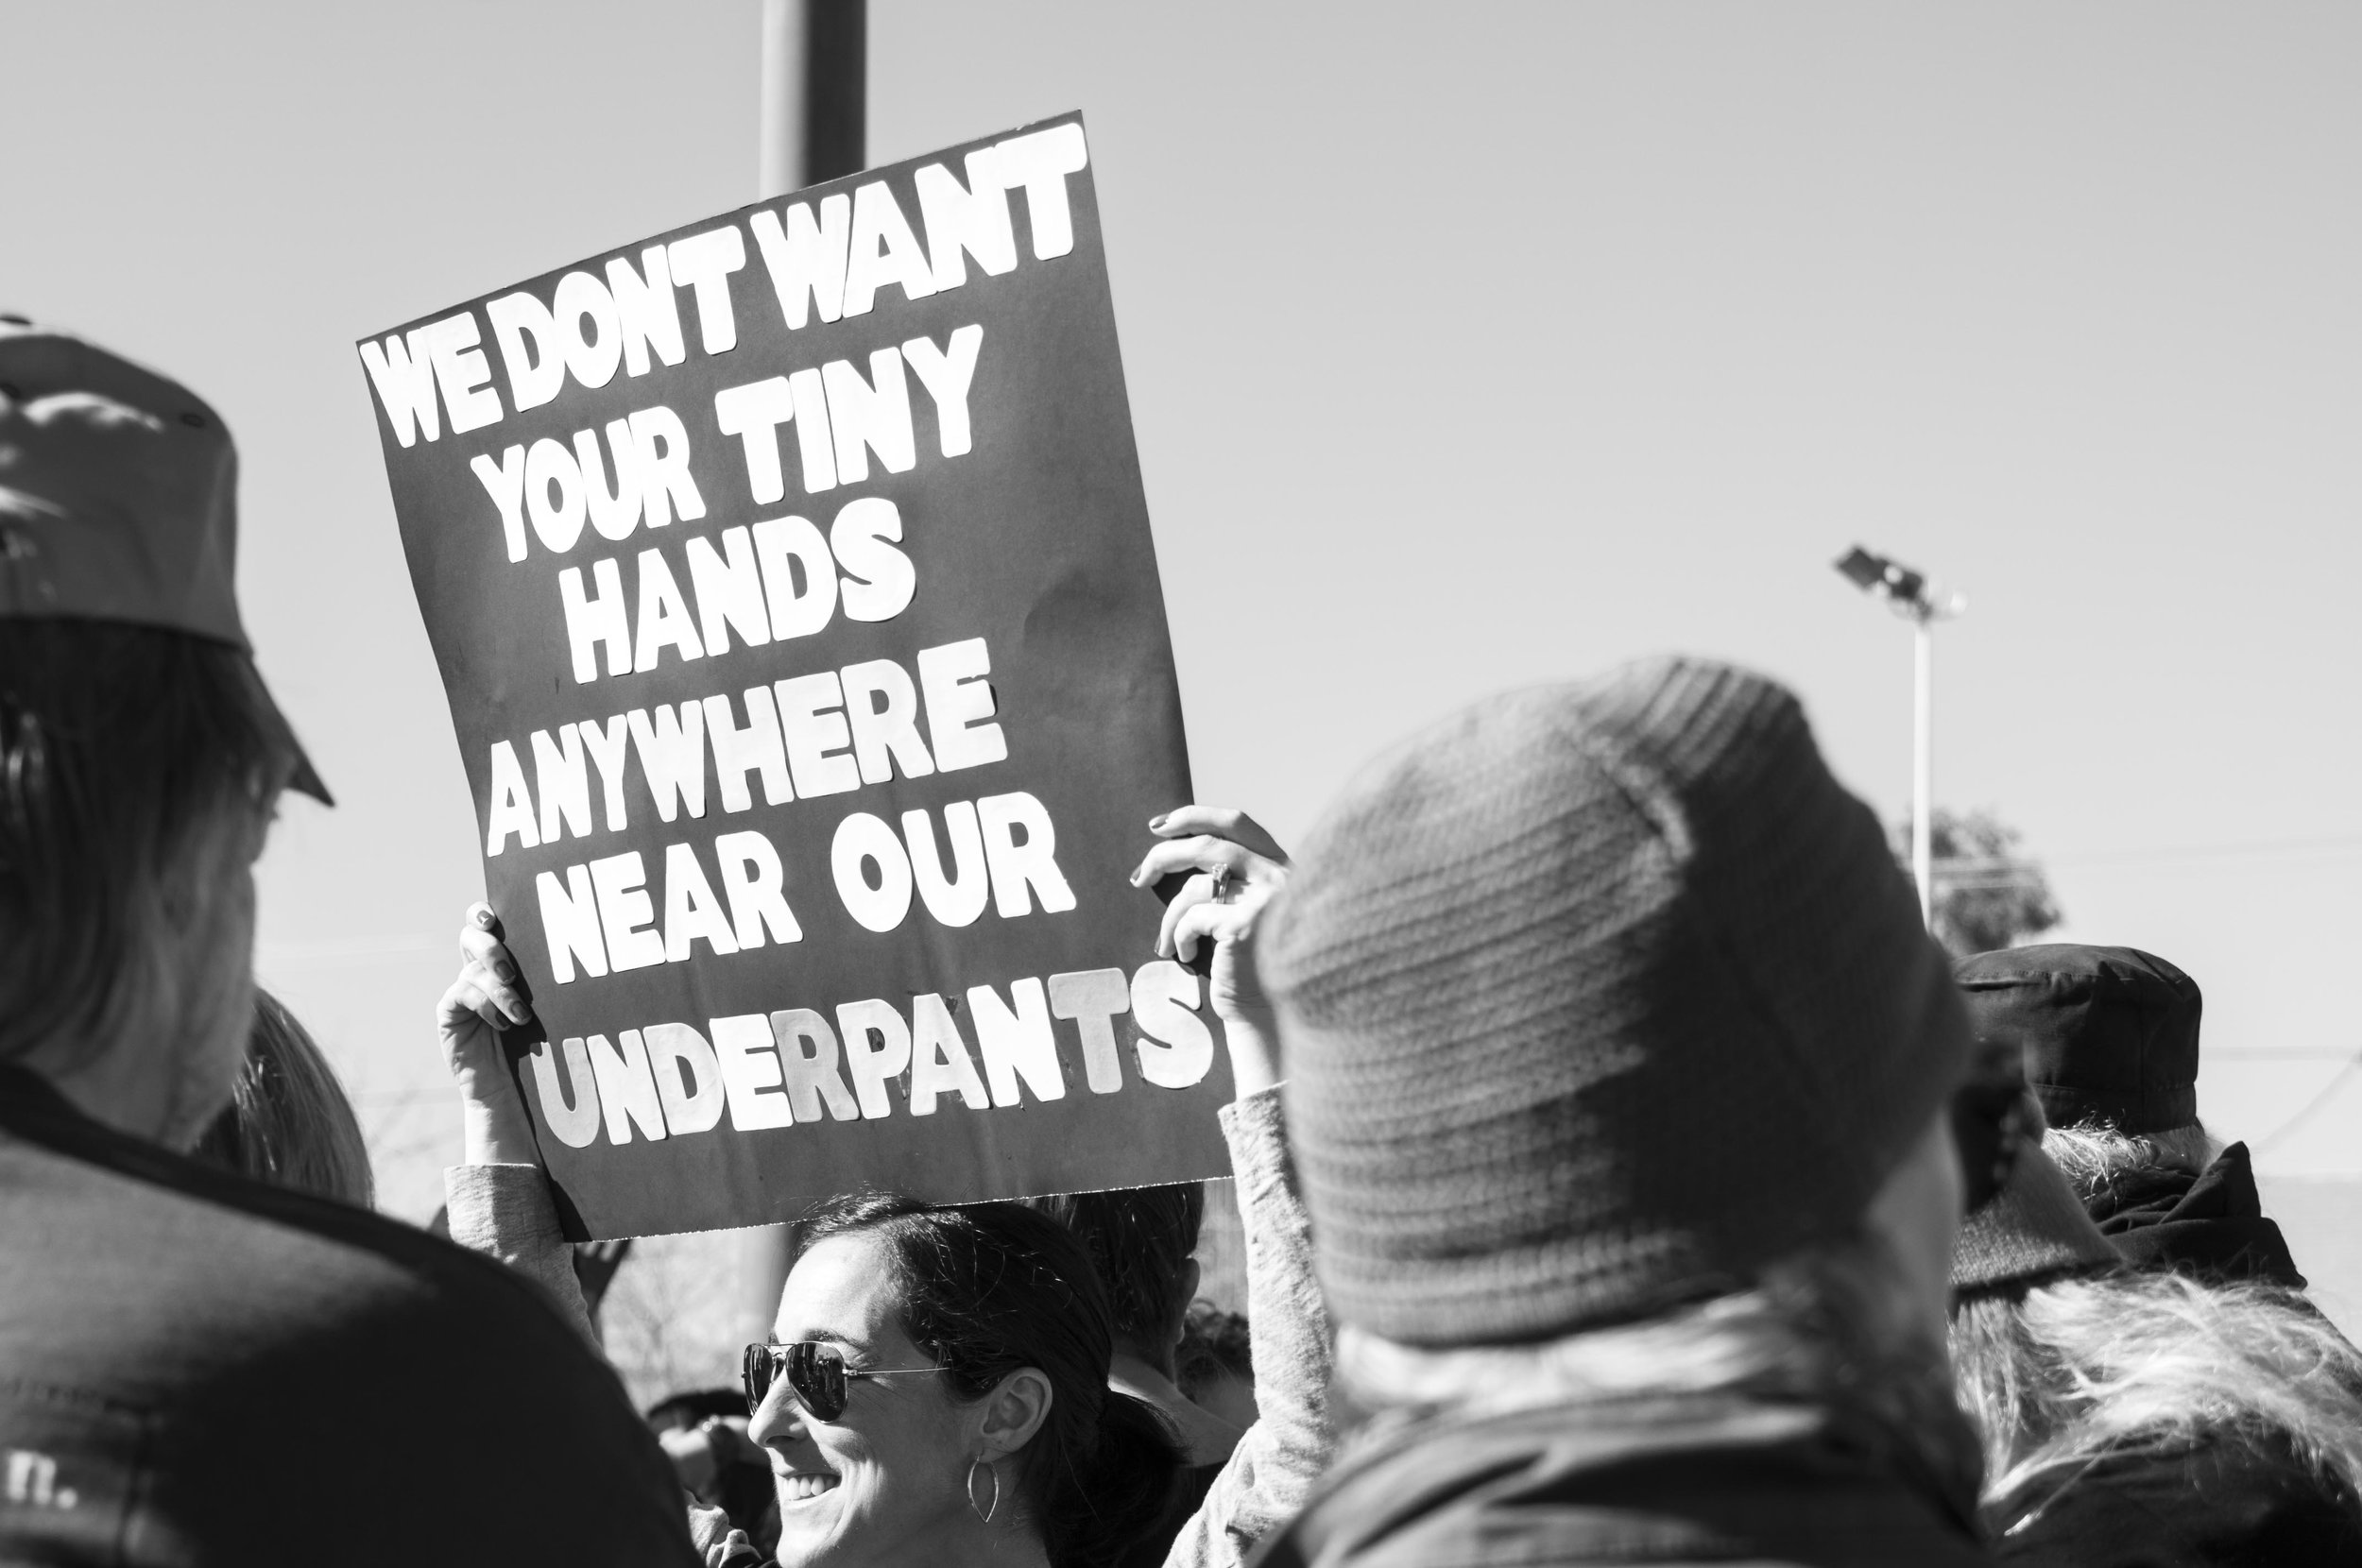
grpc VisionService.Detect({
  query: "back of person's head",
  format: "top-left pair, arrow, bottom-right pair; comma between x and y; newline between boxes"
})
1022,1184 -> 1205,1373
807,1195 -> 1183,1567
1261,658 -> 1978,1492
0,324 -> 326,1145
2040,1118 -> 2217,1203
1175,1302 -> 1258,1427
191,988 -> 374,1207
1953,1271 -> 2362,1551
1,625 -> 291,1065
1955,944 -> 2202,1138
1261,658 -> 1968,1350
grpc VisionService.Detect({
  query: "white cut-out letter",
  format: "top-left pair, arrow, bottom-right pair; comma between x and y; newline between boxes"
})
713,377 -> 797,506
485,740 -> 539,857
916,152 -> 1016,290
1131,960 -> 1215,1089
485,292 -> 564,411
667,226 -> 747,353
470,444 -> 529,563
968,977 -> 1064,1106
1048,968 -> 1129,1094
902,326 -> 984,458
536,865 -> 608,984
836,997 -> 912,1119
918,638 -> 1007,772
977,791 -> 1075,917
831,812 -> 914,933
994,122 -> 1088,261
711,1013 -> 796,1131
714,829 -> 803,948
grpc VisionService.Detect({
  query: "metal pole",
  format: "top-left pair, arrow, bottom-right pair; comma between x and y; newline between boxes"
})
759,0 -> 866,199
739,0 -> 867,1341
1911,617 -> 1934,929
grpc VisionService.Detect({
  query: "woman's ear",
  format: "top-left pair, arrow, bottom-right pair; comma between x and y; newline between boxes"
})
977,1367 -> 1054,1460
1172,1259 -> 1203,1347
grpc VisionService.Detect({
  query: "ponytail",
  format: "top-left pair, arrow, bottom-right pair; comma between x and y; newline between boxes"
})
1042,1389 -> 1186,1568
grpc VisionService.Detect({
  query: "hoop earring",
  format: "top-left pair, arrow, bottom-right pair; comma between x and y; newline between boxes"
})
967,1457 -> 1001,1525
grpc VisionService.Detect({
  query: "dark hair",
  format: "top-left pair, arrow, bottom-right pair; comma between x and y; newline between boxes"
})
191,988 -> 375,1206
1174,1301 -> 1253,1402
1024,1184 -> 1206,1372
0,621 -> 294,1063
805,1194 -> 1185,1568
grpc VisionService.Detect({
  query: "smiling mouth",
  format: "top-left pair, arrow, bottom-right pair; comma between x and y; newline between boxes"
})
779,1472 -> 841,1505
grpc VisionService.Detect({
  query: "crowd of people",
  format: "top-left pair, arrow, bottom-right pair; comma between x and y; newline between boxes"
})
7,322 -> 2362,1567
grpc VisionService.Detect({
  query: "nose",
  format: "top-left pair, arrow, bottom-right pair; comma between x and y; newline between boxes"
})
748,1372 -> 808,1448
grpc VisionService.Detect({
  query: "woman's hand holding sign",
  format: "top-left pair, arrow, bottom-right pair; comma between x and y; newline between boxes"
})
437,901 -> 542,1167
1131,806 -> 1290,1098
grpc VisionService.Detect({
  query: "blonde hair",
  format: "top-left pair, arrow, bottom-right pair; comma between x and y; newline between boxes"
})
1342,1221 -> 1978,1493
191,988 -> 375,1207
2041,1120 -> 2217,1207
1951,1271 -> 2362,1525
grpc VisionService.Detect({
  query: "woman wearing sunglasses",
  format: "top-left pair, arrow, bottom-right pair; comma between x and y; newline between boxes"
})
436,808 -> 1327,1568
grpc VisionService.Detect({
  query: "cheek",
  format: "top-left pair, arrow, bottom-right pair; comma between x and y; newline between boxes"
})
841,1393 -> 969,1505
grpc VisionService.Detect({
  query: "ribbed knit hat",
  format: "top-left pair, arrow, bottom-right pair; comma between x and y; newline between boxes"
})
1955,946 -> 2201,1134
1263,657 -> 1970,1347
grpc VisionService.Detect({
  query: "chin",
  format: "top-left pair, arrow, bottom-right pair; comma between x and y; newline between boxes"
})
771,1475 -> 851,1562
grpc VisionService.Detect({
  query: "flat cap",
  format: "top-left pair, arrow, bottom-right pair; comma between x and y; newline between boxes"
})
1955,946 -> 2199,1135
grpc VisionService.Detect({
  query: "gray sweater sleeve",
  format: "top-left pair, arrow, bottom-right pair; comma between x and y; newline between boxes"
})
1163,1085 -> 1334,1568
443,1162 -> 597,1346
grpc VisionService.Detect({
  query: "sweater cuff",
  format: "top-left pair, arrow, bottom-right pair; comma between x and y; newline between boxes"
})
444,1162 -> 567,1253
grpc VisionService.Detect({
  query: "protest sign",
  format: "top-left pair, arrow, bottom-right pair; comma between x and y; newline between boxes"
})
360,112 -> 1224,1238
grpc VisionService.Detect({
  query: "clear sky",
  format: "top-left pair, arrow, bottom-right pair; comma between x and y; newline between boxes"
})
6,2 -> 2358,1216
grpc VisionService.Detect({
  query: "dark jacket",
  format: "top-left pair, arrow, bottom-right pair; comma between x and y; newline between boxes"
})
1251,1393 -> 1987,1568
0,1066 -> 694,1566
1987,1429 -> 2362,1566
2088,1142 -> 2304,1289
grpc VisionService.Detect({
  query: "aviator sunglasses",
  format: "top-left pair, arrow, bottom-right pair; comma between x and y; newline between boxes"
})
743,1340 -> 941,1423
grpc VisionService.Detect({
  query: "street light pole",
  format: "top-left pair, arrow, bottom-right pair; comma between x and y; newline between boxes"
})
759,0 -> 865,199
1835,546 -> 1964,929
1912,616 -> 1934,928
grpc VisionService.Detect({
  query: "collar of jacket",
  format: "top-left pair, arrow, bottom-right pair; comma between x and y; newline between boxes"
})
2091,1143 -> 2305,1289
1252,1389 -> 1987,1568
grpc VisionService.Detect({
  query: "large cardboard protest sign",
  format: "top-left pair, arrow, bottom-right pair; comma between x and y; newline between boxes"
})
361,113 -> 1224,1238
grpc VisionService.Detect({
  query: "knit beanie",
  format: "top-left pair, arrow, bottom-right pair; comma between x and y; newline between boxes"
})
1950,1097 -> 2120,1295
1955,946 -> 2201,1134
1263,656 -> 1969,1347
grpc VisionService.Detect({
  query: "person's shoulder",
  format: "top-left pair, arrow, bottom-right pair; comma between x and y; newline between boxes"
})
0,1099 -> 697,1568
0,1093 -> 587,1355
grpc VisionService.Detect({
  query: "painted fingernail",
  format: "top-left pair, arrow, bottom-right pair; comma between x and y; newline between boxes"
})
493,959 -> 517,982
1148,813 -> 1168,829
475,908 -> 494,927
506,1000 -> 531,1024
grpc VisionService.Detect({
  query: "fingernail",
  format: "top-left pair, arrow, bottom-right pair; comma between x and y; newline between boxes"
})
1148,813 -> 1168,829
493,959 -> 517,982
475,908 -> 494,927
506,1001 -> 531,1024
1127,866 -> 1145,887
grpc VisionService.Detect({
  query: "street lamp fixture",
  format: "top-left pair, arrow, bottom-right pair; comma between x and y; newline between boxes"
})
1835,546 -> 1966,929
